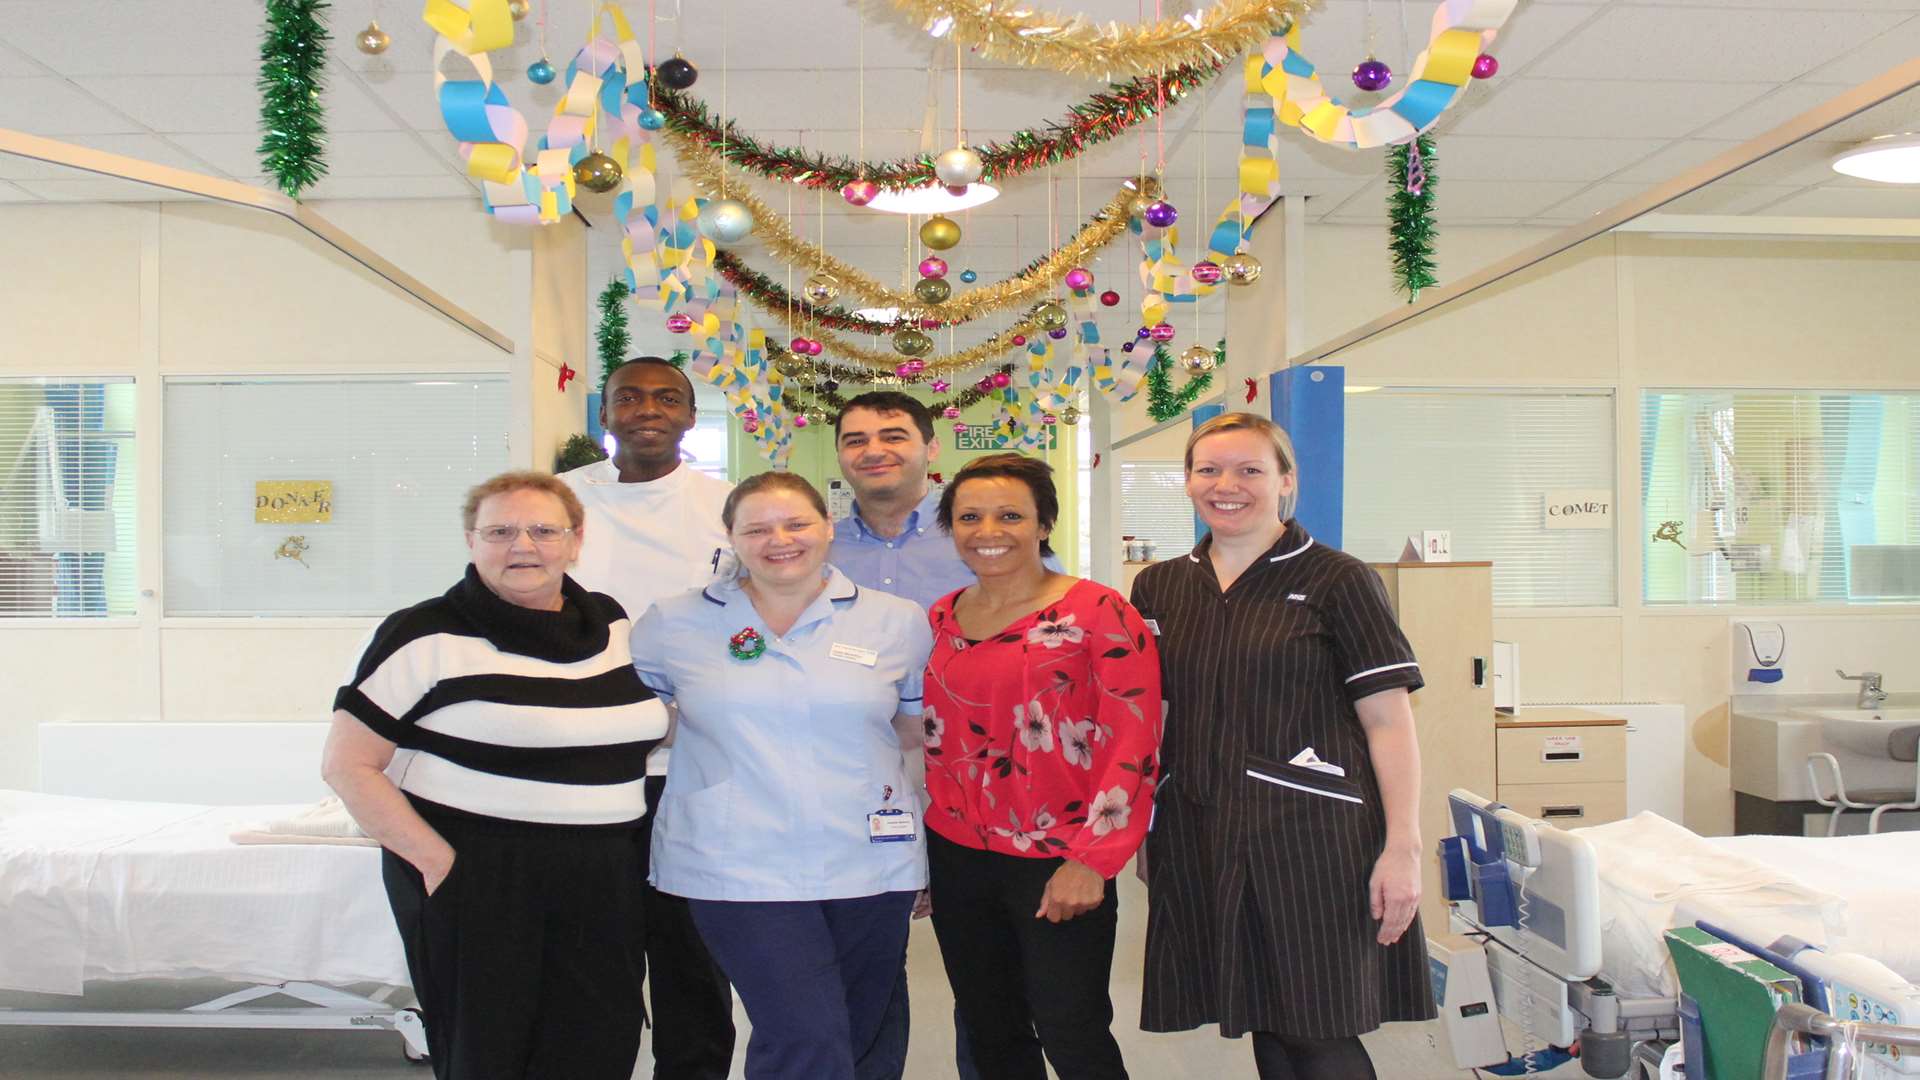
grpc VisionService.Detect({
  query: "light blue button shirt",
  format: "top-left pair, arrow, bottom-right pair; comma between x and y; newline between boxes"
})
630,566 -> 934,902
831,487 -> 1065,610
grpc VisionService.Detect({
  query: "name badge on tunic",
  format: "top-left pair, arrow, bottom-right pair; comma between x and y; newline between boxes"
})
869,808 -> 916,843
830,642 -> 879,667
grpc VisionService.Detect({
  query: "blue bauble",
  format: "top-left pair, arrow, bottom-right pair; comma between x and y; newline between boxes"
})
526,58 -> 557,85
959,269 -> 977,283
639,108 -> 666,130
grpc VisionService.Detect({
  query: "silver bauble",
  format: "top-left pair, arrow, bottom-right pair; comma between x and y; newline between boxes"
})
696,198 -> 754,246
933,146 -> 984,188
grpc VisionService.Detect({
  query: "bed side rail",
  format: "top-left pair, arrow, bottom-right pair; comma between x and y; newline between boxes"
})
1766,1002 -> 1920,1080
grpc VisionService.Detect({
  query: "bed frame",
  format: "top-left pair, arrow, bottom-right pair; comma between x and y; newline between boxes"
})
0,722 -> 428,1063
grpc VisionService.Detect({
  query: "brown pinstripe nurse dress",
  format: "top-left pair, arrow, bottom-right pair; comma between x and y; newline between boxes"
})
1128,522 -> 1436,1040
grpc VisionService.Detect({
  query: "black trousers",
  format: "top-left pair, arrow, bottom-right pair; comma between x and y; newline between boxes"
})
382,807 -> 645,1080
927,832 -> 1129,1080
637,774 -> 738,1080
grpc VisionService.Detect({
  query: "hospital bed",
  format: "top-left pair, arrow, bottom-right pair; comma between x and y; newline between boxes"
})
1430,789 -> 1920,1079
0,722 -> 424,1061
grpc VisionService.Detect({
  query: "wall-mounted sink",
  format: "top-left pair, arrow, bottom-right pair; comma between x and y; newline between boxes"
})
1790,707 -> 1920,761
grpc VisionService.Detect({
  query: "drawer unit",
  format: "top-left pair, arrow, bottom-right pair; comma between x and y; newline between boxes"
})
1496,725 -> 1626,786
1496,781 -> 1628,828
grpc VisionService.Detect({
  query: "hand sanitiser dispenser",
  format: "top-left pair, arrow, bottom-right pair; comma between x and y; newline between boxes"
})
1739,622 -> 1786,684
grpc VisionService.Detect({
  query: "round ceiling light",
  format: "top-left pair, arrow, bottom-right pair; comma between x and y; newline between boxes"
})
1831,133 -> 1920,184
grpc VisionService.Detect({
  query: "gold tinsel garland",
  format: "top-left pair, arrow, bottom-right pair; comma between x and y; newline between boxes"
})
884,0 -> 1303,78
667,128 -> 1139,320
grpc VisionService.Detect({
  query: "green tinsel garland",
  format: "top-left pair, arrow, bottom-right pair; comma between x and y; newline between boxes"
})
258,0 -> 330,199
595,279 -> 631,385
1386,135 -> 1438,303
1145,341 -> 1221,422
777,354 -> 1016,425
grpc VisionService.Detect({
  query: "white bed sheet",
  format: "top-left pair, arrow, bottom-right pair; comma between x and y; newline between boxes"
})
0,790 -> 407,995
1708,829 -> 1920,985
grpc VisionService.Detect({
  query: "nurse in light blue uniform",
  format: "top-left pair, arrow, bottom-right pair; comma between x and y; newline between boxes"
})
631,471 -> 933,1080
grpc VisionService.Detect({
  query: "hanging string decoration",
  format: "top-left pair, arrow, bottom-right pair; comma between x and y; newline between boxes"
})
596,277 -> 631,383
649,63 -> 1222,191
259,0 -> 332,198
1145,340 -> 1223,422
884,0 -> 1301,78
1260,0 -> 1514,150
1386,133 -> 1438,301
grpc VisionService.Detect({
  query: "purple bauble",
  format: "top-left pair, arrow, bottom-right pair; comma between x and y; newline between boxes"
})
1149,322 -> 1177,343
1136,326 -> 1152,339
1352,58 -> 1393,92
1471,53 -> 1499,79
1142,200 -> 1178,228
1121,341 -> 1136,353
991,371 -> 1011,389
1048,328 -> 1068,340
919,257 -> 948,279
1063,267 -> 1094,291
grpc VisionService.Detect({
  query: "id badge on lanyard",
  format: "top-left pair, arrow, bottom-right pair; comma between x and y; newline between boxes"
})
868,784 -> 917,843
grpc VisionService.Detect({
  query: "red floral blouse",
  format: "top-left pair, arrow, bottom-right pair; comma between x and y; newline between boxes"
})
922,579 -> 1163,879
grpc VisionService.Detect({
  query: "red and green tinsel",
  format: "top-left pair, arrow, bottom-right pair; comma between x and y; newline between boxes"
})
1145,341 -> 1221,423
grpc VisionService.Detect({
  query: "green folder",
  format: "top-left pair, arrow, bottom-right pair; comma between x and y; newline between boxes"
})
1664,926 -> 1802,1080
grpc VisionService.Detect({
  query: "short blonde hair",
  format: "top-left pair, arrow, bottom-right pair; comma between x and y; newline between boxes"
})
1184,412 -> 1300,522
461,470 -> 586,532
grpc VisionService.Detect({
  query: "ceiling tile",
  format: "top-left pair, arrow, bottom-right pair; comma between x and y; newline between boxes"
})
1663,184 -> 1803,214
1448,78 -> 1774,138
173,130 -> 455,179
0,77 -> 144,134
0,179 -> 38,202
1819,87 -> 1920,143
1527,6 -> 1902,83
1535,181 -> 1654,221
0,132 -> 222,180
1689,82 -> 1850,141
302,175 -> 480,200
0,0 -> 262,76
1432,180 -> 1599,218
1799,16 -> 1920,84
1475,4 -> 1608,72
0,39 -> 49,77
1607,138 -> 1745,184
72,74 -> 402,134
1440,135 -> 1670,181
9,176 -> 199,201
1762,185 -> 1920,217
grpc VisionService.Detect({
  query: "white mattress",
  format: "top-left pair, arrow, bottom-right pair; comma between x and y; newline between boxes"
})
0,790 -> 408,995
1574,813 -> 1920,1000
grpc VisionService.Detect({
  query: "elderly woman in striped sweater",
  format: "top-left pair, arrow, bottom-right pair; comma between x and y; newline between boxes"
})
323,470 -> 668,1080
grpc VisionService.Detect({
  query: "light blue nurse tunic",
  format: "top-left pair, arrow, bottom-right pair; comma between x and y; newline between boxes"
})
630,566 -> 934,902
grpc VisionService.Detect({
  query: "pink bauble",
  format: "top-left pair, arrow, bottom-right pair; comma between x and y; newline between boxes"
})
790,335 -> 810,353
1471,53 -> 1499,79
953,421 -> 969,435
1150,322 -> 1177,342
1063,267 -> 1094,291
943,406 -> 962,419
1010,334 -> 1026,346
975,378 -> 994,392
905,359 -> 927,375
1099,290 -> 1121,307
930,379 -> 951,393
793,414 -> 810,428
1043,413 -> 1058,426
666,313 -> 693,333
895,363 -> 915,378
921,318 -> 942,329
841,179 -> 879,206
918,257 -> 948,279
807,339 -> 825,356
743,419 -> 759,433
945,184 -> 970,197
990,371 -> 1011,388
1190,260 -> 1224,285
743,409 -> 759,422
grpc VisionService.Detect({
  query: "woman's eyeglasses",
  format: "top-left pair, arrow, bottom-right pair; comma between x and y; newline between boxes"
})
472,524 -> 574,544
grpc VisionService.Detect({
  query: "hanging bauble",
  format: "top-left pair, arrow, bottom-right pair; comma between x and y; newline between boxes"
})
918,256 -> 948,279
1062,406 -> 1082,425
976,377 -> 994,392
822,379 -> 840,392
895,362 -> 916,378
1133,174 -> 1163,199
657,56 -> 699,91
1472,53 -> 1499,79
355,21 -> 390,54
1063,267 -> 1094,291
892,329 -> 933,357
1190,260 -> 1224,285
933,146 -> 985,188
1150,322 -> 1177,343
1142,200 -> 1179,228
507,0 -> 530,19
1222,252 -> 1264,285
789,335 -> 812,354
920,318 -> 942,329
743,409 -> 760,423
1043,413 -> 1059,426
990,371 -> 1012,389
930,379 -> 951,393
945,185 -> 970,197
696,198 -> 754,245
1127,193 -> 1157,219
743,417 -> 760,434
1010,334 -> 1027,347
919,215 -> 962,251
793,413 -> 811,429
1121,341 -> 1136,352
959,269 -> 978,283
573,151 -> 624,193
953,421 -> 969,435
914,277 -> 952,304
905,359 -> 928,376
1034,302 -> 1069,331
527,58 -> 557,84
638,107 -> 665,130
1048,328 -> 1069,340
1099,289 -> 1121,307
805,338 -> 825,356
803,274 -> 840,304
1181,344 -> 1218,373
943,406 -> 962,420
1136,326 -> 1153,339
841,179 -> 879,206
666,313 -> 693,333
1352,58 -> 1393,92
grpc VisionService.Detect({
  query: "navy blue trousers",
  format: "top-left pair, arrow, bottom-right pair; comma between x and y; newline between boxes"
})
688,891 -> 916,1080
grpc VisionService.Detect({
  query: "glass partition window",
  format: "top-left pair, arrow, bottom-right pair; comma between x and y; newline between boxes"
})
1343,388 -> 1618,608
1643,390 -> 1920,605
0,378 -> 138,617
163,376 -> 510,616
1121,460 -> 1198,562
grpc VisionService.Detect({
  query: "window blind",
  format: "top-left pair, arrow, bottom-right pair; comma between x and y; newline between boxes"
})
1343,388 -> 1617,607
1121,460 -> 1197,561
163,376 -> 510,616
1642,389 -> 1920,605
0,378 -> 138,617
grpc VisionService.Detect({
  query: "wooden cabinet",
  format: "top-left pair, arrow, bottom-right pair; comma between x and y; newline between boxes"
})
1495,707 -> 1629,829
1370,561 -> 1496,932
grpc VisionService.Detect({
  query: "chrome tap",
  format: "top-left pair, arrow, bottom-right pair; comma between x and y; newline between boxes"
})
1836,669 -> 1887,709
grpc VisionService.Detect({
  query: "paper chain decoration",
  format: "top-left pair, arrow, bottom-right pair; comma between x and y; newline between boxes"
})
1262,0 -> 1516,149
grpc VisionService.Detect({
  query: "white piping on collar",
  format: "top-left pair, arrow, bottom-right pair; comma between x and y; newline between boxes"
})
1268,538 -> 1314,562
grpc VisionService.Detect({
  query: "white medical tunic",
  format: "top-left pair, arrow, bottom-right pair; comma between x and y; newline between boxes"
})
630,566 -> 934,902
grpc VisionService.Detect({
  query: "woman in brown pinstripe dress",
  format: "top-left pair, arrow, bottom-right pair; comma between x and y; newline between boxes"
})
1127,412 -> 1435,1079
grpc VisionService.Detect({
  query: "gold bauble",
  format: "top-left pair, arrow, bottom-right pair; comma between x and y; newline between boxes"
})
572,151 -> 624,193
1222,252 -> 1264,285
914,277 -> 952,304
508,0 -> 531,19
1062,405 -> 1082,426
355,21 -> 391,54
1130,174 -> 1162,199
919,214 -> 961,251
892,329 -> 933,357
1126,193 -> 1157,219
1180,344 -> 1218,373
803,273 -> 840,305
1034,301 -> 1069,331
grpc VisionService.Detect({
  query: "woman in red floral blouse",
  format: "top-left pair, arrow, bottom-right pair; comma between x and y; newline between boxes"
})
921,453 -> 1162,1080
